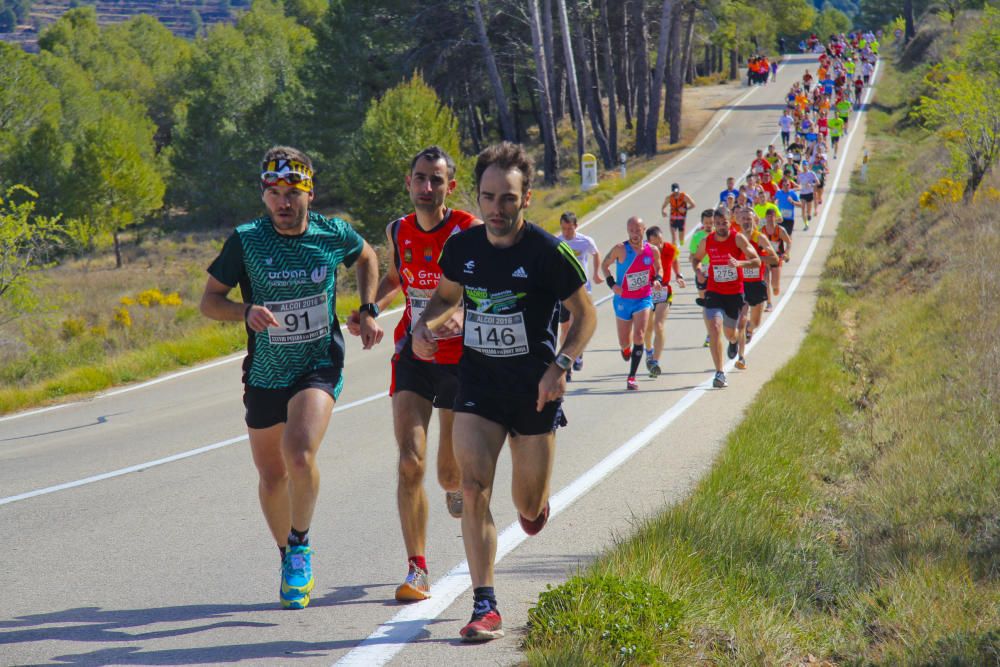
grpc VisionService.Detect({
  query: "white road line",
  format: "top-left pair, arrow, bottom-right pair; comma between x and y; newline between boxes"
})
334,58 -> 879,666
0,391 -> 388,507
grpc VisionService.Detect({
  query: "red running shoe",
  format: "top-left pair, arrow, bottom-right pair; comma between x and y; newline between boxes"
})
518,501 -> 550,536
460,607 -> 504,642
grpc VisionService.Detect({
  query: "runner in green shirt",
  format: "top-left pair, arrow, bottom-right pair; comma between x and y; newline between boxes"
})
828,115 -> 845,159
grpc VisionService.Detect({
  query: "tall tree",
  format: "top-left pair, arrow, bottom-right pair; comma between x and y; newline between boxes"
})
629,0 -> 651,155
528,0 -> 559,184
556,0 -> 586,167
597,0 -> 618,160
665,1 -> 684,143
542,0 -> 563,120
470,0 -> 516,141
575,2 -> 612,168
645,0 -> 672,156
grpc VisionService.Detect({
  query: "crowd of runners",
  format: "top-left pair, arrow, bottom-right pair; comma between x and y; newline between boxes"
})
198,33 -> 874,645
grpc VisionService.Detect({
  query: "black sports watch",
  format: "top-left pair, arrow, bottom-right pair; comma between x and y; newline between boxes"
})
554,353 -> 574,371
359,303 -> 380,319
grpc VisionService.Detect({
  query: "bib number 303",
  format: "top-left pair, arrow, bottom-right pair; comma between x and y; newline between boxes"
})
464,310 -> 529,357
265,293 -> 330,345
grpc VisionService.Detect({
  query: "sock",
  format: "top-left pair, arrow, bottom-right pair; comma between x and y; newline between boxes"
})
473,586 -> 497,612
629,346 -> 644,377
409,555 -> 427,572
287,526 -> 309,548
645,347 -> 653,356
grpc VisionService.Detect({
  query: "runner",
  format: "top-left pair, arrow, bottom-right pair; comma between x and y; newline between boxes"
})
347,146 -> 479,603
642,225 -> 686,378
691,208 -> 760,388
735,208 -> 777,355
690,209 -> 714,347
411,141 -> 597,642
601,216 -> 660,391
719,176 -> 739,204
750,149 -> 772,178
660,183 -> 696,247
556,211 -> 602,380
761,207 -> 792,310
200,146 -> 384,610
796,161 -> 820,231
778,109 -> 795,149
827,112 -> 845,159
774,178 -> 803,236
835,95 -> 852,134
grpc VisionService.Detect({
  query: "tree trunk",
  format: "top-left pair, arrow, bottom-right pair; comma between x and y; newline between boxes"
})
617,1 -> 633,130
597,0 -> 618,160
729,47 -> 738,81
681,5 -> 696,85
645,0 -> 672,157
904,0 -> 915,43
575,3 -> 612,168
556,0 -> 586,168
528,0 -> 560,185
542,0 -> 563,120
629,0 -> 651,155
664,4 -> 682,143
508,70 -> 523,143
470,0 -> 516,141
113,230 -> 123,269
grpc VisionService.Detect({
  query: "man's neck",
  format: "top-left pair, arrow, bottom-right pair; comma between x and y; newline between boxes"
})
488,219 -> 526,249
414,206 -> 448,231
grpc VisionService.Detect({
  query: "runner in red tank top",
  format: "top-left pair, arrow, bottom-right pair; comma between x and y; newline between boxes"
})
690,208 -> 760,388
735,208 -> 778,367
347,146 -> 480,602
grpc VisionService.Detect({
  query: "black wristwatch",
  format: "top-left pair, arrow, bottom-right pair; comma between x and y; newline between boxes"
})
359,303 -> 380,319
554,353 -> 574,371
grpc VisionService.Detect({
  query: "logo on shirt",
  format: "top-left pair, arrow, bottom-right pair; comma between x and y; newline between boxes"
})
643,256 -> 652,265
403,248 -> 412,263
423,247 -> 434,262
402,267 -> 415,284
264,257 -> 273,266
512,266 -> 528,278
464,260 -> 475,274
311,266 -> 328,284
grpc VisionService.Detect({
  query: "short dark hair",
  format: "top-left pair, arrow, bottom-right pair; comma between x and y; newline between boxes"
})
646,225 -> 663,240
701,208 -> 715,219
410,145 -> 456,179
560,211 -> 577,225
261,145 -> 313,172
474,142 -> 533,197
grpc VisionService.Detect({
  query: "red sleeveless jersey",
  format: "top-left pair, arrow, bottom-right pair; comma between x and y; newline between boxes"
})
742,230 -> 765,283
705,232 -> 745,295
391,209 -> 477,364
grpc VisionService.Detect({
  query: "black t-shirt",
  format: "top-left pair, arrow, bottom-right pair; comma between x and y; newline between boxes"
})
439,223 -> 586,396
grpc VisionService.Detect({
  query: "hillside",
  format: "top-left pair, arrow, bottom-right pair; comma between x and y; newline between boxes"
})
0,0 -> 237,51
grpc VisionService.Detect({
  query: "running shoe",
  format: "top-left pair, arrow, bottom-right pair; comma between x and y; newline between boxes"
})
648,361 -> 661,378
645,356 -> 653,371
395,562 -> 431,602
803,221 -> 810,232
764,302 -> 773,312
735,356 -> 747,370
572,356 -> 583,371
626,376 -> 639,391
746,328 -> 754,342
460,601 -> 504,642
280,545 -> 314,609
518,501 -> 550,536
713,371 -> 728,388
445,489 -> 463,518
727,341 -> 738,359
620,347 -> 631,361
703,335 -> 710,348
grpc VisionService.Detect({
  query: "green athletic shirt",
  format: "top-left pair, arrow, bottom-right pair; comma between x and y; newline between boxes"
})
208,211 -> 364,388
828,116 -> 845,137
689,229 -> 710,267
754,202 -> 781,220
835,100 -> 851,117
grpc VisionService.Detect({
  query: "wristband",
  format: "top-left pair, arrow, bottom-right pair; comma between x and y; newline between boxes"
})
606,276 -> 616,288
359,302 -> 380,319
653,274 -> 662,284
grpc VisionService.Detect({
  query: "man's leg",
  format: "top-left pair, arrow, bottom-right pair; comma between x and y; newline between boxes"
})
615,315 -> 633,355
392,390 -> 434,566
283,388 -> 335,534
436,408 -> 460,493
248,424 -> 291,548
652,303 -> 668,363
454,413 -> 507,590
706,311 -> 725,372
509,432 -> 556,530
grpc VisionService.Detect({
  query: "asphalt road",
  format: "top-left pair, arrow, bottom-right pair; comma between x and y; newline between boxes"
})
0,53 -> 877,667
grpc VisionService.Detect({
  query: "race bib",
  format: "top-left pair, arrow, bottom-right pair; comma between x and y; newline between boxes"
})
464,310 -> 529,357
650,286 -> 669,304
265,292 -> 330,345
409,293 -> 462,340
712,265 -> 738,283
743,266 -> 761,280
625,270 -> 650,291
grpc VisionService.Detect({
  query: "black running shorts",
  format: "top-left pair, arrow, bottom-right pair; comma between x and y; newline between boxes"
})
703,291 -> 747,324
391,349 -> 459,410
454,386 -> 567,437
669,217 -> 686,232
243,366 -> 343,429
744,281 -> 769,306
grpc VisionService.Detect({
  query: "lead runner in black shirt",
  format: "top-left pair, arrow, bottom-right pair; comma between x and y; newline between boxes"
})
412,142 -> 597,643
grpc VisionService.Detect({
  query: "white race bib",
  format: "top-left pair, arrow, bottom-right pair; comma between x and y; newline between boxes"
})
650,286 -> 669,304
266,292 -> 330,345
625,270 -> 650,291
712,265 -> 738,283
743,266 -> 761,280
409,293 -> 462,340
464,310 -> 529,357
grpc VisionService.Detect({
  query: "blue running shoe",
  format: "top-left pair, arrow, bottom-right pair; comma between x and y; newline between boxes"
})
280,545 -> 314,609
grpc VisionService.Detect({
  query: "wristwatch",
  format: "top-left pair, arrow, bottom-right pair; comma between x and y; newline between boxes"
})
359,303 -> 380,319
554,353 -> 574,371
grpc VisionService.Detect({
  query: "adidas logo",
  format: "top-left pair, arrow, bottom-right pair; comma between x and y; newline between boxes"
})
512,266 -> 528,278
